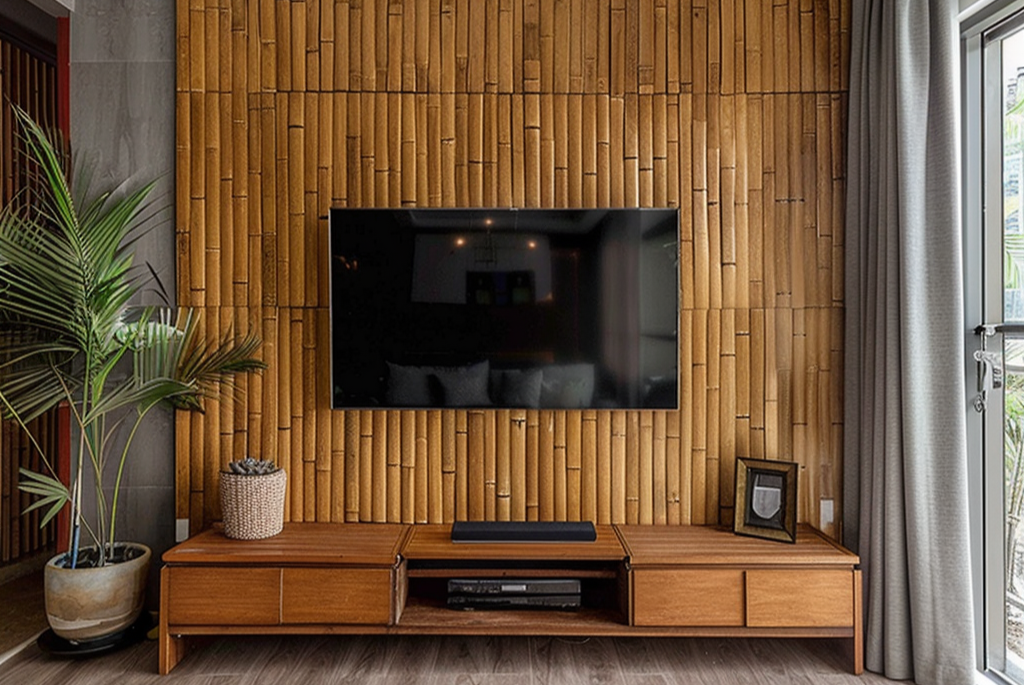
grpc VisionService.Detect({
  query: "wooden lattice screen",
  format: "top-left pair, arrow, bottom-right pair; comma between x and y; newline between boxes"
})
0,25 -> 62,566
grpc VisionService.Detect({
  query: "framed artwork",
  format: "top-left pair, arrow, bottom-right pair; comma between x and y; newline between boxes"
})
733,457 -> 797,543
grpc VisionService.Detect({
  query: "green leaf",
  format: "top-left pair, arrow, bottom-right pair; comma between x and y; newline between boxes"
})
1,104 -> 263,558
18,468 -> 71,528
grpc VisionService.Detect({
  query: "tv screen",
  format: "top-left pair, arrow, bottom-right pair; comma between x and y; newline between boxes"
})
328,208 -> 679,410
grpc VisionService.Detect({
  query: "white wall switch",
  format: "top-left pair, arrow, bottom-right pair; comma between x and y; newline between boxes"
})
820,498 -> 834,528
175,518 -> 190,542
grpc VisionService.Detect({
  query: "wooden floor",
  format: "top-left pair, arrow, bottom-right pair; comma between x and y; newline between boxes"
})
0,566 -> 902,684
0,569 -> 46,657
0,633 -> 903,685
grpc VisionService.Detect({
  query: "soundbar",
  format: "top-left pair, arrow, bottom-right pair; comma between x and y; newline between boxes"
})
451,521 -> 597,543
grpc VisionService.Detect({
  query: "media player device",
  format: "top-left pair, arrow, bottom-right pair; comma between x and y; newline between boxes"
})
446,578 -> 582,611
447,578 -> 581,595
447,594 -> 582,610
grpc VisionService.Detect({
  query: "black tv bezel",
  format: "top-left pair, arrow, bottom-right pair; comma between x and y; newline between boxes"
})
327,207 -> 681,411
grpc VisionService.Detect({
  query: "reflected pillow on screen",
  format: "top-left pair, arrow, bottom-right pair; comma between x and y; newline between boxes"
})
385,362 -> 433,406
540,364 -> 595,408
495,369 -> 543,408
430,361 -> 492,407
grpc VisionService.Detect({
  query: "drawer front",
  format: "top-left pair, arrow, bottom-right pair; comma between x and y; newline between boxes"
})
632,569 -> 745,627
167,567 -> 281,625
746,569 -> 854,628
282,568 -> 394,625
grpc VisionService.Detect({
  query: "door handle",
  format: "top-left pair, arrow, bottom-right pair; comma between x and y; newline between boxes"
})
975,349 -> 1004,392
974,324 -> 1011,412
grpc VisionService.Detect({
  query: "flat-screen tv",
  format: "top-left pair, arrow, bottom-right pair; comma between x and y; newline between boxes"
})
328,208 -> 679,410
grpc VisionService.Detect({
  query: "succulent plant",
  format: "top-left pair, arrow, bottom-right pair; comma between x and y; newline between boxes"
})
226,457 -> 279,476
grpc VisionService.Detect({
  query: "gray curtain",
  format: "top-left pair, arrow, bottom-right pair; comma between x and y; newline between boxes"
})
844,1 -> 975,684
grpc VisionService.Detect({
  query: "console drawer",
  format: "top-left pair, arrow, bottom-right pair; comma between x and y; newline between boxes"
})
282,568 -> 394,624
746,569 -> 855,627
632,569 -> 745,626
166,566 -> 281,625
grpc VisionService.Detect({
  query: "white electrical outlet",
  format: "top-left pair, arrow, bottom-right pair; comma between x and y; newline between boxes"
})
820,498 -> 834,527
175,518 -> 190,542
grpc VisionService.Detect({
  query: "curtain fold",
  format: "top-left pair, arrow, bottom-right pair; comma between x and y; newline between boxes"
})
844,1 -> 975,683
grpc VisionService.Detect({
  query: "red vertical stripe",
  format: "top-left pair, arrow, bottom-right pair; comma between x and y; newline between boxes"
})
56,16 -> 70,142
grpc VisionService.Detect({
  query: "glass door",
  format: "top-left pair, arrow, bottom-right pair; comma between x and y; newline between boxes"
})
965,4 -> 1024,680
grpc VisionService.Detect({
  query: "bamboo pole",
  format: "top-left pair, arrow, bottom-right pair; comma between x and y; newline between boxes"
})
597,411 -> 611,524
496,410 -> 511,521
345,411 -> 360,522
456,411 -> 468,520
554,411 -> 566,520
526,410 -> 539,521
639,411 -> 653,525
566,411 -> 581,522
442,410 -> 456,521
428,411 -> 442,522
372,411 -> 386,522
541,95 -> 556,206
654,411 -> 667,525
626,412 -> 640,524
415,411 -> 428,523
468,410 -> 485,520
402,411 -> 415,523
511,410 -> 527,520
387,409 -> 399,520
538,411 -> 554,520
666,409 -> 681,525
581,411 -> 597,524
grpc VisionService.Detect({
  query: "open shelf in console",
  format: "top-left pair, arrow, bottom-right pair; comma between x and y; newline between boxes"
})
397,524 -> 630,631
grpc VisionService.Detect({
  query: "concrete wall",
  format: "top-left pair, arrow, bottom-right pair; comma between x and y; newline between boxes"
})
69,1 -> 177,582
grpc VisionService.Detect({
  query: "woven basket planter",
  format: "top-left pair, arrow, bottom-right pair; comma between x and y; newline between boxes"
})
219,469 -> 287,540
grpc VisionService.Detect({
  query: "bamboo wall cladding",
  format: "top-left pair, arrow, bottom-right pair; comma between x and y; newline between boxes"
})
175,0 -> 850,539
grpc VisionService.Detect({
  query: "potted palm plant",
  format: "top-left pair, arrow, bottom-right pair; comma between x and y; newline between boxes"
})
0,106 -> 266,643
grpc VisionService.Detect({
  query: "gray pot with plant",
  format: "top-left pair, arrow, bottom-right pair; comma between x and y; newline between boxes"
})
0,106 -> 266,643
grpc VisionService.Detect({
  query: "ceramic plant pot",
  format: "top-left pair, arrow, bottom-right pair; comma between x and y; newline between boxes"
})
44,543 -> 151,642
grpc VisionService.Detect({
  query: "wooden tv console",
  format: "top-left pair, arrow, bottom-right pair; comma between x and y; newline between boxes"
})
159,522 -> 862,675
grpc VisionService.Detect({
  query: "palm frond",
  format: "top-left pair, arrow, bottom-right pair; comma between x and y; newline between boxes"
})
3,104 -> 263,565
133,309 -> 266,411
18,469 -> 71,528
85,376 -> 193,421
0,333 -> 77,422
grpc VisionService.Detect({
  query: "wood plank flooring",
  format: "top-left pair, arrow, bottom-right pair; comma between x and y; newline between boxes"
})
0,633 -> 903,685
0,570 -> 45,656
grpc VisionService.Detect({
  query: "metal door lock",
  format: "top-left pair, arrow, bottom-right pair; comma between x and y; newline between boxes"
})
975,349 -> 1005,392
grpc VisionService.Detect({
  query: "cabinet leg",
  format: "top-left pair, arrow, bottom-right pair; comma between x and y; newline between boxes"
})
159,630 -> 187,675
852,569 -> 864,674
159,566 -> 186,675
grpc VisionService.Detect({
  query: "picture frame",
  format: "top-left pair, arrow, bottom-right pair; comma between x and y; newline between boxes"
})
733,457 -> 798,543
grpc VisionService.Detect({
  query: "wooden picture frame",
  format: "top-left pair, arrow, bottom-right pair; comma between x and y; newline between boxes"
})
733,457 -> 798,543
